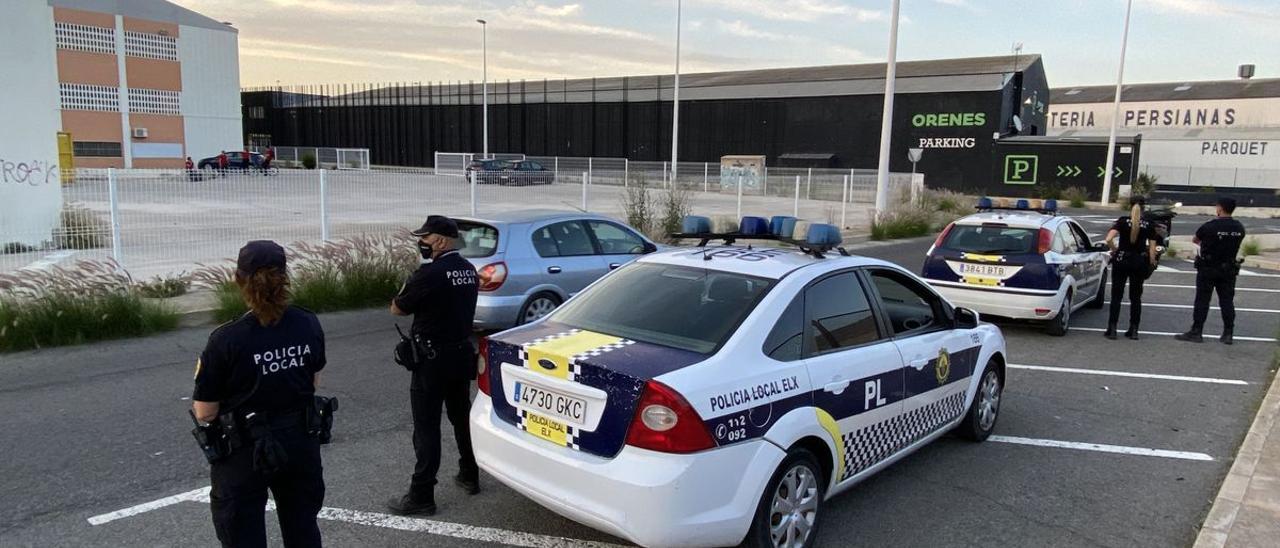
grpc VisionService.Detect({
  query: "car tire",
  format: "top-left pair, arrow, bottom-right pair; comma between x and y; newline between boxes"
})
958,362 -> 1002,442
745,448 -> 824,548
1086,268 -> 1108,309
516,292 -> 561,326
1045,290 -> 1071,336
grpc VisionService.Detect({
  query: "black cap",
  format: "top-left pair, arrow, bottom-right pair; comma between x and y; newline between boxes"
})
411,215 -> 459,238
236,240 -> 286,277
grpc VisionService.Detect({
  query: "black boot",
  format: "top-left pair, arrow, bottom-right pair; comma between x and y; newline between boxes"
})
387,491 -> 437,516
1104,324 -> 1118,340
1174,330 -> 1204,343
454,474 -> 481,495
1220,329 -> 1234,345
1125,325 -> 1140,340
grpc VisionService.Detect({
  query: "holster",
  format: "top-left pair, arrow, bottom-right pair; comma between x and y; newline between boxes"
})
306,395 -> 339,444
189,410 -> 232,464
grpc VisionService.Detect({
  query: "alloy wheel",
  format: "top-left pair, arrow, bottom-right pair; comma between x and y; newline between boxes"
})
769,464 -> 819,548
977,370 -> 1001,431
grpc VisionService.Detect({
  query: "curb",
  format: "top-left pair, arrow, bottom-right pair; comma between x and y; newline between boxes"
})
177,308 -> 219,328
1242,256 -> 1280,271
1192,359 -> 1280,548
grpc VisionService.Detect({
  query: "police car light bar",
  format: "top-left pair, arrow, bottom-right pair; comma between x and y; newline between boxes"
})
975,197 -> 1059,215
670,216 -> 849,258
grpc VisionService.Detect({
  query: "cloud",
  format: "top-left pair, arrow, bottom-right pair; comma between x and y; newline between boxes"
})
532,3 -> 582,17
691,0 -> 884,22
825,45 -> 875,64
1142,0 -> 1280,20
933,0 -> 975,9
716,19 -> 785,40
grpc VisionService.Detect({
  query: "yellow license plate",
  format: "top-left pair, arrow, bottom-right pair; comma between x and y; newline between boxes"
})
523,411 -> 573,446
963,276 -> 999,286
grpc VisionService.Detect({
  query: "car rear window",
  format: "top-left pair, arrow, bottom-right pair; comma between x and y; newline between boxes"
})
457,222 -> 498,258
941,225 -> 1038,255
548,263 -> 774,354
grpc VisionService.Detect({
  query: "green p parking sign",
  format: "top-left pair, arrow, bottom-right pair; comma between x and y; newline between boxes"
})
1004,155 -> 1038,185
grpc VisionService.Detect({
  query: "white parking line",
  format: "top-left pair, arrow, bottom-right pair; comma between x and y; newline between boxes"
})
1145,283 -> 1280,294
989,436 -> 1214,461
1154,266 -> 1280,278
1073,326 -> 1277,342
87,486 -> 628,548
1116,302 -> 1280,314
1008,363 -> 1248,385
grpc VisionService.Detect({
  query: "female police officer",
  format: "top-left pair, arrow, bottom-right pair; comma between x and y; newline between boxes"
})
1104,200 -> 1158,340
193,240 -> 327,547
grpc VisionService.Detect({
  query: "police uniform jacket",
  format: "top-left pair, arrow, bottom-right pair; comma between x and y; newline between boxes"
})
193,306 -> 327,416
1110,216 -> 1155,267
1195,217 -> 1246,269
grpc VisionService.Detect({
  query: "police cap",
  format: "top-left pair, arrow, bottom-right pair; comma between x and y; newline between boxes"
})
236,240 -> 287,277
410,215 -> 459,238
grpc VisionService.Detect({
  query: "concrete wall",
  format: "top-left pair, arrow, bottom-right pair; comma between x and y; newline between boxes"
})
179,24 -> 240,160
1,3 -> 64,247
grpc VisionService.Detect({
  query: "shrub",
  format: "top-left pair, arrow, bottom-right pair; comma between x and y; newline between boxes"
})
0,260 -> 178,352
871,208 -> 933,240
302,153 -> 318,170
1063,186 -> 1089,208
135,274 -> 190,299
1036,183 -> 1063,200
621,175 -> 656,239
1243,237 -> 1261,257
869,186 -> 968,241
53,203 -> 110,250
1121,172 -> 1159,209
658,185 -> 693,243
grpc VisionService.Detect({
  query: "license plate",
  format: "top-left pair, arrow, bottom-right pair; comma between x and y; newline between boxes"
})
513,381 -> 587,424
963,276 -> 1000,286
959,263 -> 1008,277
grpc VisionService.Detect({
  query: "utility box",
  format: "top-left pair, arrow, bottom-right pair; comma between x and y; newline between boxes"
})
720,155 -> 766,192
991,136 -> 1141,198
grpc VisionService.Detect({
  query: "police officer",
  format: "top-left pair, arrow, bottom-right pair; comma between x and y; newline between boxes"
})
192,240 -> 328,547
1177,197 -> 1246,344
387,215 -> 480,516
1104,199 -> 1158,340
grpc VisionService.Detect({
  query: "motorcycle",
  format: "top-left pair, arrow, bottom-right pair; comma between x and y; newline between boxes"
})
1144,201 -> 1181,262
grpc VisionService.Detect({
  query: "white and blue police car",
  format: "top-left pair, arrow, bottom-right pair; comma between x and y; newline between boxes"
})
470,215 -> 1008,548
922,198 -> 1110,336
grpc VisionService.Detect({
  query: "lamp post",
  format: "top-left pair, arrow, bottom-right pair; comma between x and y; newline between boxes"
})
477,18 -> 488,159
873,0 -> 901,218
1101,0 -> 1133,205
670,0 -> 681,185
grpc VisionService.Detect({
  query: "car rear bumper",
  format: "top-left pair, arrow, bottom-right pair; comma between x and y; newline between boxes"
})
470,394 -> 784,548
930,281 -> 1065,320
473,294 -> 525,330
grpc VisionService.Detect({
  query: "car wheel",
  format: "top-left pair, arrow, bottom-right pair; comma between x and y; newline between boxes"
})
958,362 -> 1002,441
1087,268 -> 1108,309
745,448 -> 824,548
517,292 -> 561,325
1045,290 -> 1071,336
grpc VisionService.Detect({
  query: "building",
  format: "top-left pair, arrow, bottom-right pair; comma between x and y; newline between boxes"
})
1049,77 -> 1280,191
50,0 -> 242,169
243,54 -> 1050,192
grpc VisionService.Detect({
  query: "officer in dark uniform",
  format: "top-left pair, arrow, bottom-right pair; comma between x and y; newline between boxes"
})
1177,197 -> 1246,344
387,215 -> 480,516
1104,200 -> 1158,339
192,240 -> 328,547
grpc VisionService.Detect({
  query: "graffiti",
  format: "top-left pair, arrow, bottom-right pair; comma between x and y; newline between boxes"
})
0,159 -> 59,187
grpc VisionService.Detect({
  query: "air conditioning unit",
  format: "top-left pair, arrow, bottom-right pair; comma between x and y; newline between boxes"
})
132,127 -> 148,139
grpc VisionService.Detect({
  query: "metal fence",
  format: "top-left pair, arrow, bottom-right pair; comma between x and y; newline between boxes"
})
1141,164 -> 1280,190
248,146 -> 372,170
2,164 -> 914,279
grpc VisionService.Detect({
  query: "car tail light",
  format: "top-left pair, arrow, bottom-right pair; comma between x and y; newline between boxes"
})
1034,308 -> 1052,316
1037,228 -> 1054,254
476,336 -> 491,395
930,222 -> 955,254
625,380 -> 716,454
478,262 -> 507,292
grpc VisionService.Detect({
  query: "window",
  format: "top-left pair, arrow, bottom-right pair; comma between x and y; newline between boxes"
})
247,106 -> 266,120
128,88 -> 180,116
123,31 -> 178,61
72,141 -> 122,158
764,295 -> 803,361
941,225 -> 1037,254
1052,225 -> 1076,254
55,22 -> 115,55
1068,222 -> 1094,250
457,222 -> 498,258
549,264 -> 773,354
587,221 -> 646,255
531,221 -> 595,257
60,83 -> 119,112
804,272 -> 879,355
869,270 -> 943,336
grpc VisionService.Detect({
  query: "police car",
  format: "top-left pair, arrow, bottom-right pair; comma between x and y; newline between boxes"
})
470,216 -> 1008,548
922,199 -> 1110,336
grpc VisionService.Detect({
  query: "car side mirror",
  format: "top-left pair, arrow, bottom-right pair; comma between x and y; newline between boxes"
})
642,242 -> 658,254
1091,242 -> 1109,252
955,307 -> 980,329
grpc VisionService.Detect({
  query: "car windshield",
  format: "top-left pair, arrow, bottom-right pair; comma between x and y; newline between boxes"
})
942,225 -> 1038,254
478,160 -> 509,170
548,263 -> 774,354
457,222 -> 498,258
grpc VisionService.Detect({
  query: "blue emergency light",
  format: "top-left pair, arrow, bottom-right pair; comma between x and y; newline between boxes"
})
769,216 -> 797,237
1016,199 -> 1030,210
739,216 -> 770,235
806,224 -> 842,246
1043,199 -> 1058,212
976,197 -> 994,210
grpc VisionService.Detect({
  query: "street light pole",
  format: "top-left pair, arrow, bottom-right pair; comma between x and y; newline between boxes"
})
873,0 -> 901,218
670,0 -> 682,185
477,19 -> 488,159
1100,0 -> 1133,206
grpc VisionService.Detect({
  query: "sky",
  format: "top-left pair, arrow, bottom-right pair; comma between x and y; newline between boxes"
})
173,0 -> 1280,89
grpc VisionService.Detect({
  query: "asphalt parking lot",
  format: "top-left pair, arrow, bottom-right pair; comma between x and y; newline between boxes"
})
0,235 -> 1275,547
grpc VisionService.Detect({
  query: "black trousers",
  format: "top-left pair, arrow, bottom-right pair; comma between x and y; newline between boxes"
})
1192,268 -> 1238,331
210,426 -> 324,548
409,367 -> 478,497
1108,262 -> 1147,328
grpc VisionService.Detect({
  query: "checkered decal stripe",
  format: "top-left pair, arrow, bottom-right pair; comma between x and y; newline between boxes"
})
569,340 -> 636,362
519,330 -> 634,382
840,391 -> 967,481
516,410 -> 580,450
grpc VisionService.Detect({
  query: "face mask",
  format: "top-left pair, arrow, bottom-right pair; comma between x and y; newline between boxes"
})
417,241 -> 433,260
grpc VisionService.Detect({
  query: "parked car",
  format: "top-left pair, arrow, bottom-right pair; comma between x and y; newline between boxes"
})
456,210 -> 658,330
470,216 -> 1006,548
465,159 -> 511,184
504,160 -> 556,186
921,198 -> 1109,335
196,151 -> 264,175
